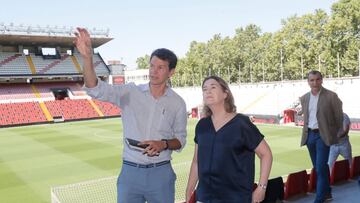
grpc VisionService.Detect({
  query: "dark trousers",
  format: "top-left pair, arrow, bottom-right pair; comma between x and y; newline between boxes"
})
306,131 -> 330,203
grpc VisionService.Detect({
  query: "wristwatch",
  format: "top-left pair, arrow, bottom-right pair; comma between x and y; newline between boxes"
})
258,183 -> 267,190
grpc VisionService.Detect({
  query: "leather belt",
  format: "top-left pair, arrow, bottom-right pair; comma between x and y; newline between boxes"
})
308,128 -> 319,133
123,160 -> 170,168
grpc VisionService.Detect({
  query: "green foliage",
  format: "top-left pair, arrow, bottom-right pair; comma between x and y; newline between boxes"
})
136,54 -> 150,69
141,0 -> 360,86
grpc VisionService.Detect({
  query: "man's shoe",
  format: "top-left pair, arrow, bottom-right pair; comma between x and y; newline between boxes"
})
324,192 -> 333,201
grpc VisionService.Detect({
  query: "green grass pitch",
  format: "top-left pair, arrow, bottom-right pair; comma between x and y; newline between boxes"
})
1,118 -> 359,202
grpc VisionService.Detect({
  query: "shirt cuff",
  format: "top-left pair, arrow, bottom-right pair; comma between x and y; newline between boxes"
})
82,79 -> 102,98
174,135 -> 187,152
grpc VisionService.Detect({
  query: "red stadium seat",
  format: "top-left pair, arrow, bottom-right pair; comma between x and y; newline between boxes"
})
308,167 -> 332,192
93,99 -> 121,116
330,159 -> 350,184
45,99 -> 100,120
308,168 -> 316,192
284,170 -> 308,200
0,102 -> 47,126
350,156 -> 360,178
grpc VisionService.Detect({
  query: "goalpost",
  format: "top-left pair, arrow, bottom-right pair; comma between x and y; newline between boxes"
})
51,162 -> 191,203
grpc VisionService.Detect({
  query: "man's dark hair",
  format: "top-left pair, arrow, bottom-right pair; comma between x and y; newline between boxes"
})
307,70 -> 323,80
150,48 -> 177,70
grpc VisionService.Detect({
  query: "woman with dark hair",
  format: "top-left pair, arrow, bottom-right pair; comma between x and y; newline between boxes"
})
186,76 -> 273,203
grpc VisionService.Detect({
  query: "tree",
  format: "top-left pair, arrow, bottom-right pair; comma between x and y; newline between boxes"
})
136,55 -> 150,69
327,0 -> 360,76
135,0 -> 360,86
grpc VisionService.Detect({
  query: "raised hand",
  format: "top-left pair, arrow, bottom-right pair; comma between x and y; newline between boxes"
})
74,27 -> 92,58
73,27 -> 97,88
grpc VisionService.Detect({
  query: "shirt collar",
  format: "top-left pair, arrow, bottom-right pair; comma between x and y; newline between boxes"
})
139,83 -> 171,97
139,83 -> 150,92
311,87 -> 322,96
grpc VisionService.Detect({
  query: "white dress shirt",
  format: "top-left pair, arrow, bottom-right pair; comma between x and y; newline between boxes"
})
308,91 -> 319,129
84,80 -> 187,164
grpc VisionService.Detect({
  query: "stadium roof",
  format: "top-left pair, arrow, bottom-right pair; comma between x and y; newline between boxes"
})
0,34 -> 112,48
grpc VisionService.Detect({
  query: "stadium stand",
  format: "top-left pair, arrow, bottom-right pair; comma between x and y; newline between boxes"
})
0,52 -> 32,75
238,83 -> 300,116
31,53 -> 79,74
0,24 -> 121,128
174,77 -> 360,127
174,86 -> 202,114
93,99 -> 121,117
0,102 -> 47,126
0,81 -> 120,127
34,82 -> 86,99
74,53 -> 110,75
0,83 -> 37,101
334,78 -> 360,119
45,99 -> 101,120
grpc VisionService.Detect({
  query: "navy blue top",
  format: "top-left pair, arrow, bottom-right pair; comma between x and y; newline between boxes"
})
195,114 -> 264,203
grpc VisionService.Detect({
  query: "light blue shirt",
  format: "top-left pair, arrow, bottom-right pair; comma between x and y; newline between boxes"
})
84,80 -> 187,164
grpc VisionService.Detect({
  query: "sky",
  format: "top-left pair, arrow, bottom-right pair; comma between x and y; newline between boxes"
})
1,0 -> 338,68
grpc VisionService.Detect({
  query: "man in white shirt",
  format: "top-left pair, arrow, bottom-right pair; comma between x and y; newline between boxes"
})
74,28 -> 187,203
298,70 -> 343,203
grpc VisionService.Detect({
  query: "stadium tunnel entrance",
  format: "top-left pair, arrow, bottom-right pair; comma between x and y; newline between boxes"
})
51,88 -> 69,100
